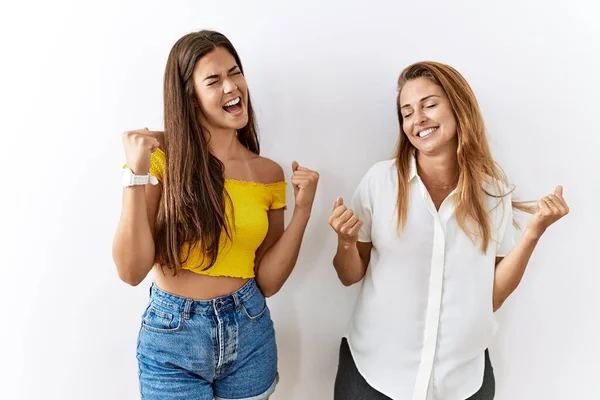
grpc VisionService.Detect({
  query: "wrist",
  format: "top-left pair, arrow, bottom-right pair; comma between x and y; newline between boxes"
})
292,206 -> 311,222
523,227 -> 544,241
130,165 -> 150,175
337,237 -> 357,250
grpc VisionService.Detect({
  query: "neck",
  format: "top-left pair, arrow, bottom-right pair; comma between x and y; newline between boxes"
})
416,149 -> 459,189
204,126 -> 240,161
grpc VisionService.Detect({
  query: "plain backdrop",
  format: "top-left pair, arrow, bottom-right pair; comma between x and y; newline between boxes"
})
1,0 -> 599,399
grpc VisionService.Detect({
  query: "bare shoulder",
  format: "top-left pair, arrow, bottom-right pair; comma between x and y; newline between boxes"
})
253,156 -> 285,184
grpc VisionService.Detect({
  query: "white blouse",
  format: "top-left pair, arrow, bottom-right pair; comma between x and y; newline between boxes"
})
347,156 -> 518,400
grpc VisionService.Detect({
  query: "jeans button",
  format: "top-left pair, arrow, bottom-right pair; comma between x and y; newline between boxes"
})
216,302 -> 222,309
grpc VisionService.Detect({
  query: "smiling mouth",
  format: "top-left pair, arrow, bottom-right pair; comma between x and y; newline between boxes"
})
418,127 -> 438,138
223,97 -> 242,114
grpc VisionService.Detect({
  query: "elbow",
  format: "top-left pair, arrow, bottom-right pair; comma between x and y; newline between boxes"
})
255,277 -> 281,298
112,246 -> 152,286
116,263 -> 147,286
341,279 -> 359,287
261,285 -> 280,298
263,289 -> 278,298
492,297 -> 504,312
339,273 -> 362,287
119,270 -> 145,286
113,257 -> 150,287
333,256 -> 366,287
339,276 -> 354,287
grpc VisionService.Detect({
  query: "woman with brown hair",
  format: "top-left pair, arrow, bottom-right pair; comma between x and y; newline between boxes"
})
328,61 -> 569,399
112,30 -> 319,400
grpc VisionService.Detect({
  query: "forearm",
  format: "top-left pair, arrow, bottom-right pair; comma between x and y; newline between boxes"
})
333,240 -> 367,286
112,187 -> 156,285
493,229 -> 541,311
255,209 -> 311,297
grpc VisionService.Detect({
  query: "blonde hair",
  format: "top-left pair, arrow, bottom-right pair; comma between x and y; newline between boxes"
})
394,61 -> 533,252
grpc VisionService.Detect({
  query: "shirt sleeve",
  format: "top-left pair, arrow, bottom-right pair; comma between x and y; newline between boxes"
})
496,195 -> 522,257
351,170 -> 373,243
269,182 -> 287,210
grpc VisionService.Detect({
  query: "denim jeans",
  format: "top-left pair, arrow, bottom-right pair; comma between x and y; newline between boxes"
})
137,279 -> 278,400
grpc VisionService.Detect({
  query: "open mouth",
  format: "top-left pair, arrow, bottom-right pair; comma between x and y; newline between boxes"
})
223,97 -> 242,115
417,127 -> 438,138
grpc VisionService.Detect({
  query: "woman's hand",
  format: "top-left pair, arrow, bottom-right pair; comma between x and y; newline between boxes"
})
525,185 -> 570,239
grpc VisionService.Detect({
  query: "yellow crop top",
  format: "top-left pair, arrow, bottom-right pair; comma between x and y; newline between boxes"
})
125,149 -> 287,278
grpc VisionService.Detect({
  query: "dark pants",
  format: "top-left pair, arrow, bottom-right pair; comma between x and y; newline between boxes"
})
334,338 -> 495,400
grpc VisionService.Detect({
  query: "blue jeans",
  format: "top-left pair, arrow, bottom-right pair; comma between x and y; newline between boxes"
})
136,279 -> 278,400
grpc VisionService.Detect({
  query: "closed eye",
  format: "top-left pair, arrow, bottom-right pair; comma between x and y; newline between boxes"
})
208,71 -> 242,86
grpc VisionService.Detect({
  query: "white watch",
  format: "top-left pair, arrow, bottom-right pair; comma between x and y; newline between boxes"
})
122,168 -> 159,187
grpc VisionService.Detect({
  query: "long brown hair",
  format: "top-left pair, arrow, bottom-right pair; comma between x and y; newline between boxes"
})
395,61 -> 532,252
155,30 -> 260,274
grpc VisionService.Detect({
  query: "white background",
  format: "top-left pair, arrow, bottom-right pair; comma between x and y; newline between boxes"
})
1,0 -> 599,399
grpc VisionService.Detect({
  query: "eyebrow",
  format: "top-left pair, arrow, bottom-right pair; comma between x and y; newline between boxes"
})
400,95 -> 441,110
203,65 -> 240,81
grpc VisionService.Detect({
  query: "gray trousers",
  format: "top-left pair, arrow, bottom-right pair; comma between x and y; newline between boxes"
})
334,338 -> 495,400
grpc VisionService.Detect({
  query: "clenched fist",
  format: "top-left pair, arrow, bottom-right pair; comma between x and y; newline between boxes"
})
291,161 -> 319,211
328,197 -> 363,245
121,128 -> 164,174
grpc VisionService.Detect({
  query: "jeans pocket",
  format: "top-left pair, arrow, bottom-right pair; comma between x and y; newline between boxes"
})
240,290 -> 268,321
141,301 -> 183,333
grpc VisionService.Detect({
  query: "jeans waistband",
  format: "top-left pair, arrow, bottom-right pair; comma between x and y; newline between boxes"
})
149,279 -> 259,316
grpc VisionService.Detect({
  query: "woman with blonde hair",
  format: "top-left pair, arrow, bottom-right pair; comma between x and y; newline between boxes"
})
328,61 -> 569,399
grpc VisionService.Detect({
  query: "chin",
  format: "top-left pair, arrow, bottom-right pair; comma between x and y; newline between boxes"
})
206,114 -> 248,131
420,142 -> 455,156
230,115 -> 249,130
231,123 -> 248,131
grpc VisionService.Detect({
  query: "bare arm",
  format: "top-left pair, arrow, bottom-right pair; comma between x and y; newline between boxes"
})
492,231 -> 539,311
333,240 -> 372,286
254,208 -> 311,297
112,183 -> 161,286
328,197 -> 371,286
112,129 -> 163,286
493,185 -> 569,311
254,160 -> 319,297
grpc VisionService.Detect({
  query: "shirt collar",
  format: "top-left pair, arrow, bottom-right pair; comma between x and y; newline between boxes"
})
408,152 -> 418,182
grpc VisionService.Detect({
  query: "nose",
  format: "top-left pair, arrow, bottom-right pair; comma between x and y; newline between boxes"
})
223,77 -> 238,94
414,108 -> 428,125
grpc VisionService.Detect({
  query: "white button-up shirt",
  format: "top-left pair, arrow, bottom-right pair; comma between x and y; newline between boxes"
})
347,156 -> 517,400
